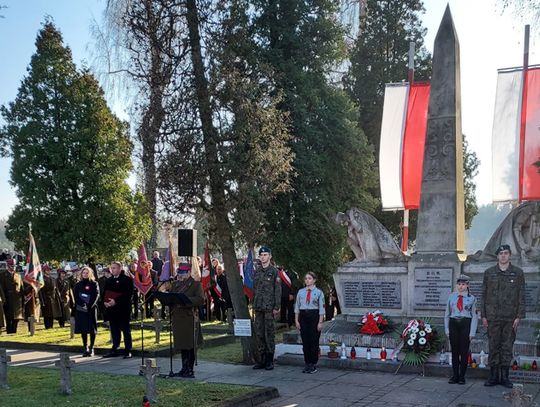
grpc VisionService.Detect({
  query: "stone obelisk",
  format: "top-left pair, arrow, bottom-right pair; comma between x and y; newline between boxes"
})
408,6 -> 465,317
415,5 -> 465,254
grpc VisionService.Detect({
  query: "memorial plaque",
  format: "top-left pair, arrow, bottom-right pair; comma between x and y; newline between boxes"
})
342,281 -> 401,309
470,280 -> 539,312
414,268 -> 453,310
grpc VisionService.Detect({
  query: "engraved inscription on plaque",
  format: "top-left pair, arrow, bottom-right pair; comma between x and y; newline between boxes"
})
414,268 -> 453,310
342,281 -> 401,309
469,280 -> 539,312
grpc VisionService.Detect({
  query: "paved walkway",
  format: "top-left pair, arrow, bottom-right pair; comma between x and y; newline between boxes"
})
6,347 -> 540,407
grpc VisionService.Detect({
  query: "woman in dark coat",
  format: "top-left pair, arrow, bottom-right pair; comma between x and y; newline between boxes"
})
74,266 -> 100,357
170,264 -> 204,378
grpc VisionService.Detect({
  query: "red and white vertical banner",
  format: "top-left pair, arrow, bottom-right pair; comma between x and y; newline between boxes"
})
492,67 -> 540,202
379,82 -> 430,210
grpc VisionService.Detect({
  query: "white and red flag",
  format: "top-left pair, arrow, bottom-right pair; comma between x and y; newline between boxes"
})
492,66 -> 540,202
379,82 -> 430,210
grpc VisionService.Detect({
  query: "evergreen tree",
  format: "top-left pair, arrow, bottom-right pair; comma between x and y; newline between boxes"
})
251,0 -> 377,282
0,22 -> 150,262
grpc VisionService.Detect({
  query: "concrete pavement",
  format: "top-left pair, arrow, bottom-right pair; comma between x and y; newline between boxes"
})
5,347 -> 540,407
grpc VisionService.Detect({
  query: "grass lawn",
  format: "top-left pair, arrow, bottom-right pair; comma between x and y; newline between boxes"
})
2,322 -> 230,353
2,366 -> 255,407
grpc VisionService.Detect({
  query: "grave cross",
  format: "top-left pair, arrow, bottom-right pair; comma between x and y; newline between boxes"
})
503,384 -> 533,407
55,353 -> 75,395
69,316 -> 76,339
0,348 -> 11,389
28,316 -> 35,336
141,358 -> 160,402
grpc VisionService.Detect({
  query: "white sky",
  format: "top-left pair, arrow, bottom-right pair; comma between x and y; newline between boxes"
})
0,0 -> 538,220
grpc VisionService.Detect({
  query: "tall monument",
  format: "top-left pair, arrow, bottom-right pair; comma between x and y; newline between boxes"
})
408,6 -> 465,317
415,5 -> 465,254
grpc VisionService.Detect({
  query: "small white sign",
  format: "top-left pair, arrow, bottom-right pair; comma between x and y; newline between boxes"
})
233,319 -> 252,337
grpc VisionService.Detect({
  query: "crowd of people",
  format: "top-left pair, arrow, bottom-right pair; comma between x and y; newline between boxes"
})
0,245 -> 344,377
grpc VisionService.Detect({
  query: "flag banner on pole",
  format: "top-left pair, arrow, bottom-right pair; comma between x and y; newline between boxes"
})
379,82 -> 430,210
243,249 -> 254,300
492,66 -> 540,202
133,244 -> 153,295
279,269 -> 291,289
160,239 -> 176,282
24,231 -> 44,292
201,241 -> 211,292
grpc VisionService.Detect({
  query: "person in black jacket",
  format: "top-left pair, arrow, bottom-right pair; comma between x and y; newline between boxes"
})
215,265 -> 232,321
103,261 -> 134,358
74,266 -> 100,357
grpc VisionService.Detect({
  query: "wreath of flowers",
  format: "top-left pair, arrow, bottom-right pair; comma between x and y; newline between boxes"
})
398,318 -> 443,366
358,310 -> 392,335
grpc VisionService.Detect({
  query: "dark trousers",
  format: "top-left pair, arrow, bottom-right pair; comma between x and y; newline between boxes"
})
44,317 -> 54,329
299,310 -> 321,365
487,320 -> 515,367
6,319 -> 19,334
280,298 -> 294,326
82,332 -> 96,349
110,319 -> 132,353
449,318 -> 471,379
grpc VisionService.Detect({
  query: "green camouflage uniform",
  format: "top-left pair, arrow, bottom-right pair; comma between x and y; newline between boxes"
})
481,263 -> 525,367
253,265 -> 281,354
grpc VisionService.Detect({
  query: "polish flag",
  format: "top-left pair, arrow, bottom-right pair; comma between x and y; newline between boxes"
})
379,82 -> 430,210
492,66 -> 540,202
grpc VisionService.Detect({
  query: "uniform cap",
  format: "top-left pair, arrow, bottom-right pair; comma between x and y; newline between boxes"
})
456,274 -> 470,283
259,246 -> 272,255
495,244 -> 511,255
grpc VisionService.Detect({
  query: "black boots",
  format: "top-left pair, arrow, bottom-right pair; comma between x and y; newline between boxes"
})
484,366 -> 499,386
265,353 -> 274,370
177,350 -> 189,377
500,366 -> 513,388
253,353 -> 266,370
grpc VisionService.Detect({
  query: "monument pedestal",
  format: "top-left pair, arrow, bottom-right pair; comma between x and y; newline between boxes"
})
407,252 -> 462,318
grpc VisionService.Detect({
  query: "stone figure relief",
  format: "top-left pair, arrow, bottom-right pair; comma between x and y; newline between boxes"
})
335,208 -> 403,262
477,201 -> 540,262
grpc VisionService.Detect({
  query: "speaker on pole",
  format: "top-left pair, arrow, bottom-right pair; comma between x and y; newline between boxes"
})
178,229 -> 197,257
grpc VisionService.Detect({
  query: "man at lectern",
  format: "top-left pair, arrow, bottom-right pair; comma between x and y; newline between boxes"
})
170,263 -> 205,378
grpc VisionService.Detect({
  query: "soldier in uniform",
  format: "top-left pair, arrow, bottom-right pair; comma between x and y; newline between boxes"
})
482,244 -> 525,388
170,264 -> 205,378
0,259 -> 24,333
252,246 -> 281,370
39,265 -> 61,329
56,269 -> 74,327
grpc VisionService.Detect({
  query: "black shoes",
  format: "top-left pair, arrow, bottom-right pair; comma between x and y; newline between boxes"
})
458,377 -> 465,385
82,347 -> 95,357
265,353 -> 274,370
484,366 -> 499,387
103,351 -> 119,358
500,366 -> 513,388
448,376 -> 458,384
123,352 -> 133,359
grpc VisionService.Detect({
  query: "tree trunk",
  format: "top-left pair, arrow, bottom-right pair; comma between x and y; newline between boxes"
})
185,0 -> 257,363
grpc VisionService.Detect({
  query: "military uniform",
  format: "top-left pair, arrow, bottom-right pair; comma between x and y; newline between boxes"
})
482,261 -> 525,386
0,269 -> 24,333
253,263 -> 281,368
56,276 -> 74,326
40,274 -> 62,328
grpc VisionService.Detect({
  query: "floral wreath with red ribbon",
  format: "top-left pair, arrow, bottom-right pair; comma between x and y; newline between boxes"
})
358,310 -> 392,335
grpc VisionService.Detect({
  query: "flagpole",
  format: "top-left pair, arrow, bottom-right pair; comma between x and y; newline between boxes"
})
518,24 -> 530,204
401,41 -> 415,254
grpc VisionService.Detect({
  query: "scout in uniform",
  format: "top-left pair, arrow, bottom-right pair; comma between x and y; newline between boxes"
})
252,246 -> 281,370
0,259 -> 24,333
444,274 -> 478,384
295,271 -> 325,373
482,244 -> 525,388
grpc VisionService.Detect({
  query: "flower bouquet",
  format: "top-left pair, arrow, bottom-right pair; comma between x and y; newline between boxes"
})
398,318 -> 443,366
359,310 -> 392,335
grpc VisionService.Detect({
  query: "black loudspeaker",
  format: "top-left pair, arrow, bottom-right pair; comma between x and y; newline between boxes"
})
178,229 -> 197,257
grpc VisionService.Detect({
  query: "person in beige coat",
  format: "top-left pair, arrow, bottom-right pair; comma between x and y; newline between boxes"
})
170,261 -> 204,378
